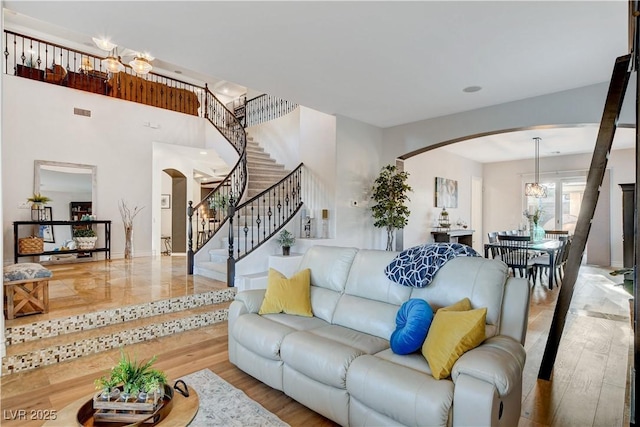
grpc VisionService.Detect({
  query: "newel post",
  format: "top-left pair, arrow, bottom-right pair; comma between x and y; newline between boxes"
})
227,196 -> 236,287
204,83 -> 209,120
187,201 -> 194,275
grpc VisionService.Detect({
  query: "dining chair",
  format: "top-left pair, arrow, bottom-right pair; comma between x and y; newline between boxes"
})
497,235 -> 534,280
487,232 -> 500,259
544,230 -> 569,240
531,236 -> 567,287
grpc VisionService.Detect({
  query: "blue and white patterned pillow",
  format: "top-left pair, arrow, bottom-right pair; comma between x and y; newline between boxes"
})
3,263 -> 52,282
385,243 -> 479,288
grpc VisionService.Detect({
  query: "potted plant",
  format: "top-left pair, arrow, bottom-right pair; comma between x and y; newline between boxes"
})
95,349 -> 167,403
73,227 -> 98,249
371,165 -> 412,251
275,229 -> 295,256
208,193 -> 229,221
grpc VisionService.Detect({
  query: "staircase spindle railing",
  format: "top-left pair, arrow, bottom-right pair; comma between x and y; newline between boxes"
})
230,164 -> 303,262
244,94 -> 298,128
188,86 -> 248,273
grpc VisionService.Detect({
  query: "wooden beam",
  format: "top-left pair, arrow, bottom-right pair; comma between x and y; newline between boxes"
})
538,54 -> 631,380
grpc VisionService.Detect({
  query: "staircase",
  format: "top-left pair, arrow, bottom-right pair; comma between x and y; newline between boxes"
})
194,135 -> 290,282
2,288 -> 236,376
246,136 -> 291,197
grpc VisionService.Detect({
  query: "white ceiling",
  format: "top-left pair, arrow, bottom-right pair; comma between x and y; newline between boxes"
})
3,1 -> 635,161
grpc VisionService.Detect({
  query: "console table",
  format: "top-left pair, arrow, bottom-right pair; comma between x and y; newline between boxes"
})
13,220 -> 111,263
431,229 -> 474,247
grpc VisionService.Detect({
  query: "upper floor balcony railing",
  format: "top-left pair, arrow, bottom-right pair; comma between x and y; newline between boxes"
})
3,30 -> 207,117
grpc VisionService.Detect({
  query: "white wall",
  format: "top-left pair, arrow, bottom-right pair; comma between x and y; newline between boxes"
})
333,115 -> 385,250
2,75 -> 211,262
404,150 -> 483,249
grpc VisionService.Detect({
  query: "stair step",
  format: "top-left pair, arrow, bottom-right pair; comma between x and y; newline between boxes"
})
195,262 -> 227,282
4,288 -> 235,346
247,164 -> 286,173
246,157 -> 277,166
2,290 -> 236,375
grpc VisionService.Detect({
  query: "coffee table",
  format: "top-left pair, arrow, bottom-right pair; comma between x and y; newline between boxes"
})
44,388 -> 199,426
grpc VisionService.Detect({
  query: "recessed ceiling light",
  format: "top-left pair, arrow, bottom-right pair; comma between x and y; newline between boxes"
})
463,86 -> 482,93
174,70 -> 182,74
200,151 -> 207,155
550,151 -> 561,154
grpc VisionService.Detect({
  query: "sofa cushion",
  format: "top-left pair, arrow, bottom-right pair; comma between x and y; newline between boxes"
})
390,299 -> 434,355
332,294 -> 399,340
309,325 -> 390,354
281,330 -> 364,389
259,268 -> 312,317
262,313 -> 329,331
374,348 -> 433,376
299,245 -> 358,292
344,249 -> 411,305
347,355 -> 453,426
422,307 -> 487,380
232,313 -> 296,361
410,256 -> 507,328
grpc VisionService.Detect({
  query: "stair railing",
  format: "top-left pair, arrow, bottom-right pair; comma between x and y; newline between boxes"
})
187,87 -> 247,273
226,163 -> 303,283
244,94 -> 298,128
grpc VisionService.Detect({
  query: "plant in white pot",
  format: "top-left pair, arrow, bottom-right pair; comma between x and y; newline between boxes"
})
275,229 -> 295,256
73,227 -> 97,250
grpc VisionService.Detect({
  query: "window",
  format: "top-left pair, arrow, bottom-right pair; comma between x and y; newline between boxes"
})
525,174 -> 586,233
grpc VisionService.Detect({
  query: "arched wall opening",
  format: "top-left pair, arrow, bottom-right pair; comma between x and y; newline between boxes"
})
397,123 -> 635,267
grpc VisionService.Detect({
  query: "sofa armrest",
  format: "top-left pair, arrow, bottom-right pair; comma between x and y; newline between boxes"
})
234,289 -> 267,313
451,336 -> 525,396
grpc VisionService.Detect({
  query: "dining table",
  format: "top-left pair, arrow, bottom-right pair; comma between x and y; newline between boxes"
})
484,239 -> 564,289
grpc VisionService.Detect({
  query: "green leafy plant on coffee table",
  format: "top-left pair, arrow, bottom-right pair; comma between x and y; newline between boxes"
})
94,349 -> 167,396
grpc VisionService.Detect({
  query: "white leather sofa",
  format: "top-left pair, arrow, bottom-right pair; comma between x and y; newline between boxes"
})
228,245 -> 530,427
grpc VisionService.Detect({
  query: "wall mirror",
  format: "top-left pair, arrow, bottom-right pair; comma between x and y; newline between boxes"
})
34,160 -> 97,250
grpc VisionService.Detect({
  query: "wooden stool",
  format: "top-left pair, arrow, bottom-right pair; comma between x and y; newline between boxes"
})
3,263 -> 52,320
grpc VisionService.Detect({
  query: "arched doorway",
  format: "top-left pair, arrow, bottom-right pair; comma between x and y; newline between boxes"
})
162,169 -> 187,253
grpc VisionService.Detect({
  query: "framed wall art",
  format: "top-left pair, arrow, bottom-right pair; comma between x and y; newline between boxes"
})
435,177 -> 458,208
161,194 -> 171,209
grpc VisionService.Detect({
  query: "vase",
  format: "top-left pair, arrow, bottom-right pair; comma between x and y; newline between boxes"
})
533,223 -> 545,242
282,246 -> 290,256
124,225 -> 133,259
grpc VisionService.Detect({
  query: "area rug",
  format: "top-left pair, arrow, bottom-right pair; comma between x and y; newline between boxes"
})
178,369 -> 290,427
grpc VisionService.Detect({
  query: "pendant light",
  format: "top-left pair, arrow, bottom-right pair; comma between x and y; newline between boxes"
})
129,56 -> 153,75
101,48 -> 125,73
524,137 -> 547,198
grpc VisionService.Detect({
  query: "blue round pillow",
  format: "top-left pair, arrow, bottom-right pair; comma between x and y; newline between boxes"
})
390,299 -> 434,355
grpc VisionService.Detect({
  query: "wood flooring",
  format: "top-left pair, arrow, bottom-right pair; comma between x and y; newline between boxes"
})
0,256 -> 633,426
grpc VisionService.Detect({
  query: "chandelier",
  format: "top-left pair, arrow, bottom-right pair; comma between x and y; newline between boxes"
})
524,137 -> 547,198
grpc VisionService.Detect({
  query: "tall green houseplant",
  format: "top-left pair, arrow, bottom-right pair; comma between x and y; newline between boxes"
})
371,165 -> 412,251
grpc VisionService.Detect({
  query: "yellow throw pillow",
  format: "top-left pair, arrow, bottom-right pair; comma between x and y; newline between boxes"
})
422,307 -> 487,380
439,297 -> 471,312
259,268 -> 313,317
